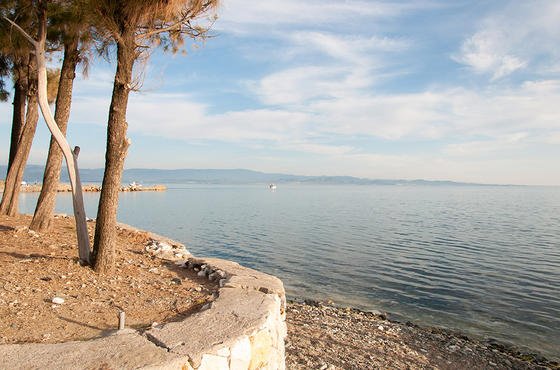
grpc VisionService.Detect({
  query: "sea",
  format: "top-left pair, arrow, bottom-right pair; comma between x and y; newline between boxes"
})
17,184 -> 560,359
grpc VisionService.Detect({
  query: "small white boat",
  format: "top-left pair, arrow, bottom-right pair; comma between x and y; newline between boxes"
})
269,183 -> 277,190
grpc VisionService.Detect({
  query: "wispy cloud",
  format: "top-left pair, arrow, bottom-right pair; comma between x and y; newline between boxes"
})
216,0 -> 410,34
453,1 -> 560,80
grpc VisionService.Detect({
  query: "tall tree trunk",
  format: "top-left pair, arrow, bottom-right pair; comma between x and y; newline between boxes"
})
0,56 -> 39,216
8,58 -> 29,170
30,37 -> 80,232
92,35 -> 135,273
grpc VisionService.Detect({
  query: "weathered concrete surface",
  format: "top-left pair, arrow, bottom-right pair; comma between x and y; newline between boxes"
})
0,330 -> 184,370
147,289 -> 276,361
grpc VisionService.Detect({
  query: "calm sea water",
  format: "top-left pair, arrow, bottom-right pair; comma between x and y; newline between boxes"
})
18,184 -> 560,359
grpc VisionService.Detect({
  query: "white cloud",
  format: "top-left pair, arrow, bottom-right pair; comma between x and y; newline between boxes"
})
66,77 -> 560,162
122,94 -> 310,143
454,1 -> 560,79
443,132 -> 529,157
217,0 -> 407,34
252,66 -> 364,106
289,32 -> 409,64
250,31 -> 408,106
454,30 -> 527,80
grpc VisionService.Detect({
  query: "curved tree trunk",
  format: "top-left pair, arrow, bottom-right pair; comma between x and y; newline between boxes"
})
3,3 -> 91,263
30,37 -> 80,232
92,35 -> 135,273
0,56 -> 39,216
8,58 -> 29,170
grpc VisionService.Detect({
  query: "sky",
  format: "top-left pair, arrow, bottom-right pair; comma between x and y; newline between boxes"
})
1,0 -> 560,185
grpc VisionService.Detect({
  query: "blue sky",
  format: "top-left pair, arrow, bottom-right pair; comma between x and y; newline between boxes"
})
2,0 -> 560,185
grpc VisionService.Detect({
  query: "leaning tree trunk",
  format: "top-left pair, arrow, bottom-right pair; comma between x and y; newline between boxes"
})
30,37 -> 80,232
8,59 -> 29,170
3,3 -> 91,263
91,35 -> 135,273
0,57 -> 39,216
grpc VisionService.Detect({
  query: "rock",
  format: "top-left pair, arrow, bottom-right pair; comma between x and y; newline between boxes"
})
144,239 -> 191,261
171,278 -> 182,285
230,336 -> 251,370
198,354 -> 228,370
197,270 -> 206,277
377,325 -> 384,331
249,329 -> 273,369
215,270 -> 226,279
216,347 -> 230,357
51,297 -> 65,305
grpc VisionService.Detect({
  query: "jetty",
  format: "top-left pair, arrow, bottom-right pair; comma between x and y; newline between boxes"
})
0,182 -> 166,193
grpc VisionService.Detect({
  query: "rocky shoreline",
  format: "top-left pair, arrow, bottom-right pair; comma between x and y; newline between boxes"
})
285,299 -> 559,370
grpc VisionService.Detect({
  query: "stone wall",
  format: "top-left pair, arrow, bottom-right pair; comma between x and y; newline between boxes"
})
147,257 -> 287,370
0,255 -> 287,370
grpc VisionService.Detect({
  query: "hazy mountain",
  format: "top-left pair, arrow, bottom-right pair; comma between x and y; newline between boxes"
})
0,164 -> 503,186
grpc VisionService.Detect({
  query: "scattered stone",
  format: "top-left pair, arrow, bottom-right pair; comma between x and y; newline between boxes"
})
215,270 -> 226,279
286,301 -> 556,370
144,239 -> 191,261
51,297 -> 65,305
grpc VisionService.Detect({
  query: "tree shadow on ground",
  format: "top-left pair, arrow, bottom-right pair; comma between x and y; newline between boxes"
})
0,251 -> 71,261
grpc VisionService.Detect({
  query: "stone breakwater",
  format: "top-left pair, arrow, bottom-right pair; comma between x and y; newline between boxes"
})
0,234 -> 287,369
0,183 -> 167,192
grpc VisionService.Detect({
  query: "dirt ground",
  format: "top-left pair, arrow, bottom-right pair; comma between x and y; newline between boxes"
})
0,214 -> 216,344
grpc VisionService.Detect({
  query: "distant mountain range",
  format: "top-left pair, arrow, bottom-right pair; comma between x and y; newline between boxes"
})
0,164 -> 506,186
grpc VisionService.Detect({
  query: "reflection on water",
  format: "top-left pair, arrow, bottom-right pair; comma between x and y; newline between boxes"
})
18,184 -> 560,358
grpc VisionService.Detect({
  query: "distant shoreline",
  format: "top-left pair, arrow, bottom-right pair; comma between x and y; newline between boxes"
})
2,164 -> 536,186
